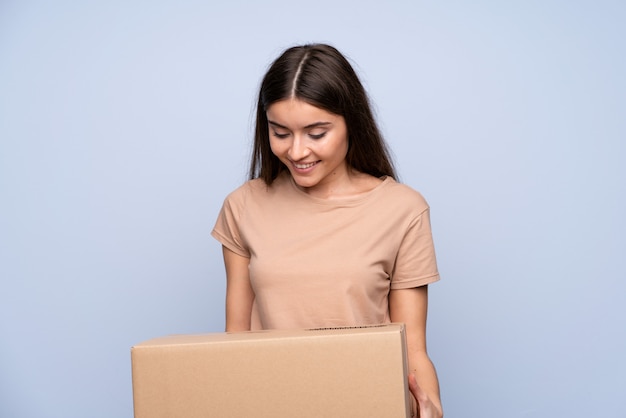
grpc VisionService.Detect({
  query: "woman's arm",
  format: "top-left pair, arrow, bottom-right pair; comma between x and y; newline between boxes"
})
389,285 -> 443,418
222,246 -> 254,332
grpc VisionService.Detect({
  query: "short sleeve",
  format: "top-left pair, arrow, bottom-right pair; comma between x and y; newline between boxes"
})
390,207 -> 440,289
211,187 -> 251,258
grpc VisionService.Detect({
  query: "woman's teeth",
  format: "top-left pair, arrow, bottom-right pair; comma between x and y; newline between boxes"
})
294,162 -> 317,169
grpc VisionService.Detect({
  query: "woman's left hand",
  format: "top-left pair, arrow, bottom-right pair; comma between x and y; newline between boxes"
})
408,373 -> 443,418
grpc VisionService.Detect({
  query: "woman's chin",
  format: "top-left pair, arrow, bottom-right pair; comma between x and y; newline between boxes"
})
290,175 -> 320,192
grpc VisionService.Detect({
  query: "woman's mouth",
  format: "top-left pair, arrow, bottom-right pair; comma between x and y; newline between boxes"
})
292,161 -> 319,170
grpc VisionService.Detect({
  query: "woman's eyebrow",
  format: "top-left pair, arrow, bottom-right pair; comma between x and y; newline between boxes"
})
268,120 -> 332,129
268,120 -> 288,129
304,121 -> 332,129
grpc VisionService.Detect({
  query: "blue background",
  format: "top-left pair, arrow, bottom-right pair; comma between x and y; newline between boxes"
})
1,1 -> 624,417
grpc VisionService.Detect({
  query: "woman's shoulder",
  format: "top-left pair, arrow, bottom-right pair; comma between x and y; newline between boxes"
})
380,177 -> 430,212
224,176 -> 288,203
226,177 -> 261,195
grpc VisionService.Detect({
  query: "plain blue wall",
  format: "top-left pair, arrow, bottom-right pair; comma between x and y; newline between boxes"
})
1,1 -> 624,417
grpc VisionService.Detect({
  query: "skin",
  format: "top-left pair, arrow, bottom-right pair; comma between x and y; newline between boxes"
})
223,98 -> 443,417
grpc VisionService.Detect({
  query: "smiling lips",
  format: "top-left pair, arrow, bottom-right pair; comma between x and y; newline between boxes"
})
292,161 -> 320,170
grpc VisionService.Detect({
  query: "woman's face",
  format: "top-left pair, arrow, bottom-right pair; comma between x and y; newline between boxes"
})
267,98 -> 349,196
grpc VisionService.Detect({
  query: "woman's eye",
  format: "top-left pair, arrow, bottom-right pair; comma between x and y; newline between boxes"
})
309,132 -> 327,140
272,131 -> 290,139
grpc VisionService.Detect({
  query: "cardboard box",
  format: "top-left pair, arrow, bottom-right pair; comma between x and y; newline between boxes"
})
131,323 -> 411,418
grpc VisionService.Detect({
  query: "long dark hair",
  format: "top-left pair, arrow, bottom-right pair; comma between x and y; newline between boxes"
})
249,43 -> 397,184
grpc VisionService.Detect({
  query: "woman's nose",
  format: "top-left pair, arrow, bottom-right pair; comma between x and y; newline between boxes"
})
287,136 -> 310,161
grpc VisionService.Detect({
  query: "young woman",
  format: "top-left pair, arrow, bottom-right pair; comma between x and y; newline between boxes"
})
212,43 -> 443,418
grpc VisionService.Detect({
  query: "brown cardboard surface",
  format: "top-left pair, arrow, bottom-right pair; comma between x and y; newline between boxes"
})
131,324 -> 411,418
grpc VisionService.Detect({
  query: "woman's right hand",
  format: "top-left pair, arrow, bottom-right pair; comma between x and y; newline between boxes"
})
408,373 -> 443,418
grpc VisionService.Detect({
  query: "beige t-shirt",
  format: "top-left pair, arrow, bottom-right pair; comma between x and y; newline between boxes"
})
212,172 -> 440,330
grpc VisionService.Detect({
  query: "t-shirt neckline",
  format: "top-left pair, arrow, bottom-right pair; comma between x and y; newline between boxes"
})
285,173 -> 394,206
